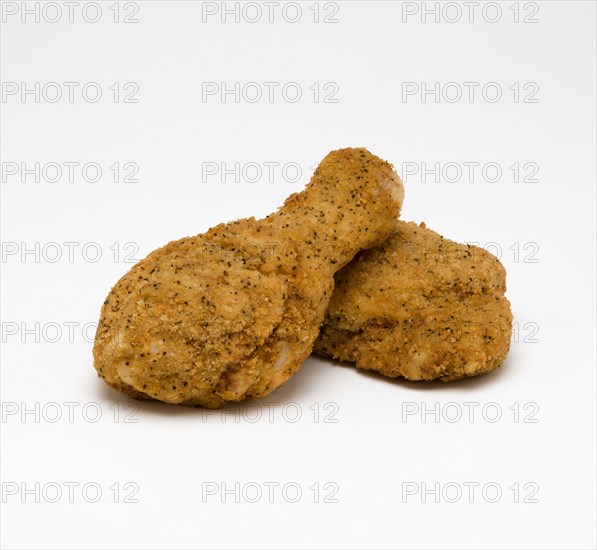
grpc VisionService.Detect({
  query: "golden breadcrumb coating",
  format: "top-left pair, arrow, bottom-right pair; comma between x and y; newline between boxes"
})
93,148 -> 404,407
314,221 -> 513,381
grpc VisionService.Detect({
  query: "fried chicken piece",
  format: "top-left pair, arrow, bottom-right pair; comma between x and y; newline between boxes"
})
93,148 -> 404,407
314,221 -> 512,381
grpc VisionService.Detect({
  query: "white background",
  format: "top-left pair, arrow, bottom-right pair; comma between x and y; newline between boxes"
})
1,1 -> 596,549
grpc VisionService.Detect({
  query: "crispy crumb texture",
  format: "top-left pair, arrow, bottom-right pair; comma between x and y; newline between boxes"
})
314,221 -> 513,381
93,148 -> 404,407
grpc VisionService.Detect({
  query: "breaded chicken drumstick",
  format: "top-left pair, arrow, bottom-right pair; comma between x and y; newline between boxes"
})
315,221 -> 512,381
93,148 -> 404,407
